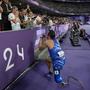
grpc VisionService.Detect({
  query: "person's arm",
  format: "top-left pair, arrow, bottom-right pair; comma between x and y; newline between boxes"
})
38,37 -> 47,50
8,13 -> 17,23
17,17 -> 21,23
11,19 -> 17,23
0,6 -> 3,13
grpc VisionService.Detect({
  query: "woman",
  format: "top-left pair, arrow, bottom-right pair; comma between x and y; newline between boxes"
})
8,6 -> 21,31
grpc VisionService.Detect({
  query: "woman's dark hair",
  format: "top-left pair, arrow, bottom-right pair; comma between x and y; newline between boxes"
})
11,6 -> 18,11
48,30 -> 55,39
41,34 -> 46,38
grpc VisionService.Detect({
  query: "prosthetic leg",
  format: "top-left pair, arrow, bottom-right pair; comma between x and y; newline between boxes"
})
53,59 -> 68,87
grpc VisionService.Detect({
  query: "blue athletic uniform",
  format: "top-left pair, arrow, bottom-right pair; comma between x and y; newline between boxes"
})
48,39 -> 65,83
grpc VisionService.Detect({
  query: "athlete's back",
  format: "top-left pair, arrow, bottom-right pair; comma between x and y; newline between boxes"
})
48,39 -> 65,70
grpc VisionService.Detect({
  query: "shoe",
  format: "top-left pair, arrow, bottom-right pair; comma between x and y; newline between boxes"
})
48,71 -> 53,76
44,72 -> 53,81
60,82 -> 68,88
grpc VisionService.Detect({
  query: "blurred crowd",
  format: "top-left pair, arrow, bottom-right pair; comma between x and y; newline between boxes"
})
0,0 -> 81,31
0,0 -> 73,31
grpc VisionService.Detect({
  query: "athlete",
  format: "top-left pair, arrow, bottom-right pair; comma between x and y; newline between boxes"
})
44,30 -> 67,86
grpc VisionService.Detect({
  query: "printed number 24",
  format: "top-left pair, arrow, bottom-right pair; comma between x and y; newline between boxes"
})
3,44 -> 24,72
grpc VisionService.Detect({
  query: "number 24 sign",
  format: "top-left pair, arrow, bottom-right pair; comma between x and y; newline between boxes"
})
3,44 -> 24,72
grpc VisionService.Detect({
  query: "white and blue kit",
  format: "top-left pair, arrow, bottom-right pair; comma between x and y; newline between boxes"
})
48,39 -> 65,83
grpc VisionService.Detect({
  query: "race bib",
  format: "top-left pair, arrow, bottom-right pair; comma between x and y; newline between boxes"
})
57,51 -> 64,57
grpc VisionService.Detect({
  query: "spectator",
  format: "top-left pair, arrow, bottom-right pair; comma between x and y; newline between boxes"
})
27,11 -> 34,28
1,0 -> 12,31
8,6 -> 21,30
1,0 -> 12,13
49,18 -> 54,26
42,15 -> 49,26
0,0 -> 3,31
26,4 -> 32,14
33,14 -> 42,27
20,9 -> 31,28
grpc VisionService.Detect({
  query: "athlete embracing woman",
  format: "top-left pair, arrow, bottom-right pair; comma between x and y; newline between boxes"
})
40,30 -> 67,87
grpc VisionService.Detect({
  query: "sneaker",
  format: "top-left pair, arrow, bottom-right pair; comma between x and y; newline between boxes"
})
44,72 -> 53,81
48,71 -> 53,76
60,82 -> 68,88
